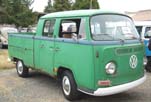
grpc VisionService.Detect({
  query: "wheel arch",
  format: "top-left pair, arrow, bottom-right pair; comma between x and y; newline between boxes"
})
58,66 -> 82,100
11,57 -> 22,62
57,66 -> 74,79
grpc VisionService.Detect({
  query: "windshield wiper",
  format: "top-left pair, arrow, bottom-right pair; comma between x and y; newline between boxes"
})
115,38 -> 125,45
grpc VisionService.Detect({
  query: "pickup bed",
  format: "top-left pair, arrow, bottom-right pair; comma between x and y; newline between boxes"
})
9,33 -> 35,67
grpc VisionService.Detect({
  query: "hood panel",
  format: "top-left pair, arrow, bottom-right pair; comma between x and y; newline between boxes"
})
94,43 -> 145,88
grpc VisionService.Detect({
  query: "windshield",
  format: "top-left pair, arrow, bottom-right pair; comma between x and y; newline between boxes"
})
90,14 -> 139,41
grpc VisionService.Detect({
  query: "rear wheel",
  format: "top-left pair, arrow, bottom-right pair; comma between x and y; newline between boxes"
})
16,60 -> 29,77
61,70 -> 82,101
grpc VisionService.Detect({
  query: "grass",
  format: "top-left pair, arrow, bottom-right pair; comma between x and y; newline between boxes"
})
0,50 -> 15,70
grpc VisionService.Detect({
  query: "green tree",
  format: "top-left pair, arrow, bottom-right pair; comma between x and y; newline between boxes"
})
44,0 -> 55,13
72,0 -> 99,10
22,0 -> 34,7
44,0 -> 72,13
0,0 -> 9,23
0,0 -> 37,27
44,0 -> 99,13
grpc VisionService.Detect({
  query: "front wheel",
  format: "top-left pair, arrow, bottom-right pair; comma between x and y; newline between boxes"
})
61,71 -> 82,101
16,60 -> 29,77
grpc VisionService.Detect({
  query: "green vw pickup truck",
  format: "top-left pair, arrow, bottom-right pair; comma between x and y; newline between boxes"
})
8,10 -> 146,101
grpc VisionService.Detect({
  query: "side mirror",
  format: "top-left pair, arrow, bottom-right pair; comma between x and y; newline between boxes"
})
72,33 -> 78,42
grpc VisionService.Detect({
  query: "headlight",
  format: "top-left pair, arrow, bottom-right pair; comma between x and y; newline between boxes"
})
105,62 -> 116,74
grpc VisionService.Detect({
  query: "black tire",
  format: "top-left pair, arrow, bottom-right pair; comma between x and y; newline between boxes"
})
145,65 -> 151,72
16,60 -> 29,77
145,57 -> 151,72
61,70 -> 82,101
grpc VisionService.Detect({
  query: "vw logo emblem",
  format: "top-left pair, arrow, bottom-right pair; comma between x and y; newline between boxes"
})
129,55 -> 138,69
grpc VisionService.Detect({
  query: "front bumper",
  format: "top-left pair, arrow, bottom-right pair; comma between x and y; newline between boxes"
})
79,74 -> 146,96
93,74 -> 146,96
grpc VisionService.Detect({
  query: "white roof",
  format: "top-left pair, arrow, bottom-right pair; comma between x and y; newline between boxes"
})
134,21 -> 151,26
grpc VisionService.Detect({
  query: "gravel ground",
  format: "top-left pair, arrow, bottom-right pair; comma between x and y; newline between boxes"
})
0,69 -> 151,102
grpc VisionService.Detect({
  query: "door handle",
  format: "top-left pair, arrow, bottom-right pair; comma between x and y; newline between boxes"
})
40,44 -> 45,48
55,47 -> 60,52
49,47 -> 60,51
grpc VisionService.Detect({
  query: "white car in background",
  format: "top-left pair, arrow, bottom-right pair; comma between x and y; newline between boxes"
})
0,27 -> 18,48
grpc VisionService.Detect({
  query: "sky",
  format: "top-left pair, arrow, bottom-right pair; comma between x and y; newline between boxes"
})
31,0 -> 48,12
31,0 -> 151,13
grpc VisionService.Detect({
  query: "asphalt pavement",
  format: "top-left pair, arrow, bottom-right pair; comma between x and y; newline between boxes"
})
0,69 -> 151,102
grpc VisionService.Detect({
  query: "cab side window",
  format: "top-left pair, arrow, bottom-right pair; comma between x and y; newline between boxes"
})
43,20 -> 55,37
59,19 -> 78,38
59,18 -> 86,39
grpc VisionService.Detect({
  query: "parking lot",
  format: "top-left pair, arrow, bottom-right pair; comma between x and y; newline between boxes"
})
0,68 -> 151,102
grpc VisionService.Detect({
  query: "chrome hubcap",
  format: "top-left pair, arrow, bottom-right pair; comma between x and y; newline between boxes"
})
17,61 -> 23,74
62,76 -> 71,95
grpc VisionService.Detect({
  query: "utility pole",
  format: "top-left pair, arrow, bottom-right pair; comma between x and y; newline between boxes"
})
90,0 -> 92,9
